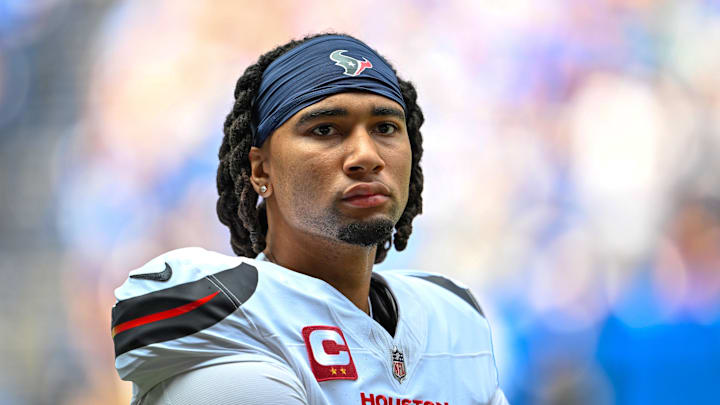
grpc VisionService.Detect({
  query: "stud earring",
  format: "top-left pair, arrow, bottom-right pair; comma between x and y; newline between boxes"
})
259,185 -> 268,193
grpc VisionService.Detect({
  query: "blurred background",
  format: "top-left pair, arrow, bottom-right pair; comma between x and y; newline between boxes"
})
1,0 -> 719,403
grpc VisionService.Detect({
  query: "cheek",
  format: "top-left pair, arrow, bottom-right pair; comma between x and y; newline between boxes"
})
271,152 -> 339,227
394,140 -> 413,186
273,151 -> 337,201
382,139 -> 412,210
401,144 -> 413,203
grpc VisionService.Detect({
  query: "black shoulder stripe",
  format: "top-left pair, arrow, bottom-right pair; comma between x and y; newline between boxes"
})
112,263 -> 258,357
409,274 -> 485,317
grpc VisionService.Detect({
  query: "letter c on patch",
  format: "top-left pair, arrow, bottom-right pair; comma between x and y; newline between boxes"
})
302,325 -> 358,381
308,328 -> 350,366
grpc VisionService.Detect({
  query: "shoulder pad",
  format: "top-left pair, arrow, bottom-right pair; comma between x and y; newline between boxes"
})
119,247 -> 239,297
400,271 -> 485,317
111,248 -> 259,357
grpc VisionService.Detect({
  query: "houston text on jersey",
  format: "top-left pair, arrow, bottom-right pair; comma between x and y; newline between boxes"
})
361,392 -> 449,405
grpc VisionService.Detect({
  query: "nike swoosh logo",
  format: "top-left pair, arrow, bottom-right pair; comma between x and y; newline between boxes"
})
130,262 -> 173,282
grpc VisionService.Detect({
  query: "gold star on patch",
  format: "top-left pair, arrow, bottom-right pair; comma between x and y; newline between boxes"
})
340,368 -> 347,375
330,367 -> 337,375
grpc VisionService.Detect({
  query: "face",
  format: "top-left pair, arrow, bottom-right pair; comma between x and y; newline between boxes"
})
252,92 -> 412,247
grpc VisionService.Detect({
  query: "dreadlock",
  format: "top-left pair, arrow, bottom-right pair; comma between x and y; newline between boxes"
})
216,33 -> 424,264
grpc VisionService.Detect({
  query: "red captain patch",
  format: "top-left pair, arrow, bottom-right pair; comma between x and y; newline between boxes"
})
302,325 -> 358,381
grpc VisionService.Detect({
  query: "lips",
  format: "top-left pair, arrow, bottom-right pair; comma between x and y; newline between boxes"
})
341,182 -> 391,208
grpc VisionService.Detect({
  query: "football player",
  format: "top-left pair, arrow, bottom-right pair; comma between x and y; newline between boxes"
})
112,33 -> 509,405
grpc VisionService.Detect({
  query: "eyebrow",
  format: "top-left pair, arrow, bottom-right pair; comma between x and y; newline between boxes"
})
294,105 -> 406,128
371,106 -> 405,121
296,108 -> 348,127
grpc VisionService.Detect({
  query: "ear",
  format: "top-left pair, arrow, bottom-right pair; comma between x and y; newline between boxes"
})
248,146 -> 272,197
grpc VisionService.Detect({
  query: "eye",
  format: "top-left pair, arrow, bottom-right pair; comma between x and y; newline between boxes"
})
376,123 -> 398,135
311,125 -> 337,137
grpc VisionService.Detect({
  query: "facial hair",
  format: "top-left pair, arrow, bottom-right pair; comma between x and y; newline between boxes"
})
337,218 -> 394,246
294,196 -> 397,247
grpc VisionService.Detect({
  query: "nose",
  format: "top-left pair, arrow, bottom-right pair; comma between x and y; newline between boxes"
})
342,128 -> 385,177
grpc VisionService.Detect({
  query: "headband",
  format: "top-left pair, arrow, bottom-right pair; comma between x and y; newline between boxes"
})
252,35 -> 406,146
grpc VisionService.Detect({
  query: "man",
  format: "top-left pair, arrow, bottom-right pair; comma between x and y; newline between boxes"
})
112,33 -> 508,405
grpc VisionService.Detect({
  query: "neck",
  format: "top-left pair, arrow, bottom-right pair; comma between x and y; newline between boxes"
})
263,223 -> 376,315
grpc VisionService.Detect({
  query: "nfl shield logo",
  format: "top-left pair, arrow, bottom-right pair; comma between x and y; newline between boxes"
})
391,346 -> 406,383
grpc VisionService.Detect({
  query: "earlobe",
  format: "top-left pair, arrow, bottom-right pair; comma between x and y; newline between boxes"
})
248,146 -> 272,197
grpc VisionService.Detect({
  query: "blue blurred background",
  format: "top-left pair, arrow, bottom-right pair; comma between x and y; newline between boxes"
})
1,0 -> 719,403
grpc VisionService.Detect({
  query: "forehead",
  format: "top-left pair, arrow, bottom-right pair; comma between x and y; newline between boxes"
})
287,92 -> 405,123
311,92 -> 402,107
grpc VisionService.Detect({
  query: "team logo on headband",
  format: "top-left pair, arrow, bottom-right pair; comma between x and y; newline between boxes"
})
330,50 -> 373,77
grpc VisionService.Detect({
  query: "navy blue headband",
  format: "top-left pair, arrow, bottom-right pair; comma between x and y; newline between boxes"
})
252,35 -> 406,146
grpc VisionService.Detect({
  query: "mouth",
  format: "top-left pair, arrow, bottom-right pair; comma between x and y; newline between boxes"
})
341,182 -> 391,209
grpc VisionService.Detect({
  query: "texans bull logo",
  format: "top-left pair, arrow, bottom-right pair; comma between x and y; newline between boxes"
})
330,50 -> 373,76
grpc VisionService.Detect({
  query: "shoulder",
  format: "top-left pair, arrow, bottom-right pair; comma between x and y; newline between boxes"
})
112,247 -> 263,358
379,269 -> 498,358
377,269 -> 485,317
114,247 -> 259,301
112,248 -> 281,399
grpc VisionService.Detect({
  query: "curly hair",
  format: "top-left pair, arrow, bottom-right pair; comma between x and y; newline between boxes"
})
216,33 -> 424,264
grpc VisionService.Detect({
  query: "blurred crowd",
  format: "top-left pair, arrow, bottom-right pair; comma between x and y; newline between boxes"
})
1,0 -> 719,404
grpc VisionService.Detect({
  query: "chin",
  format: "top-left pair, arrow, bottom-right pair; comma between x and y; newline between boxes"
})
336,218 -> 394,247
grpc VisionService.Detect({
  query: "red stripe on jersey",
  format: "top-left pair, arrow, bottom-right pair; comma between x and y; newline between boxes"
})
112,291 -> 220,337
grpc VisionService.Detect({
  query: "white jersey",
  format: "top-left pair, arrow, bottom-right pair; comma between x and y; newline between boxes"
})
112,247 -> 507,405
